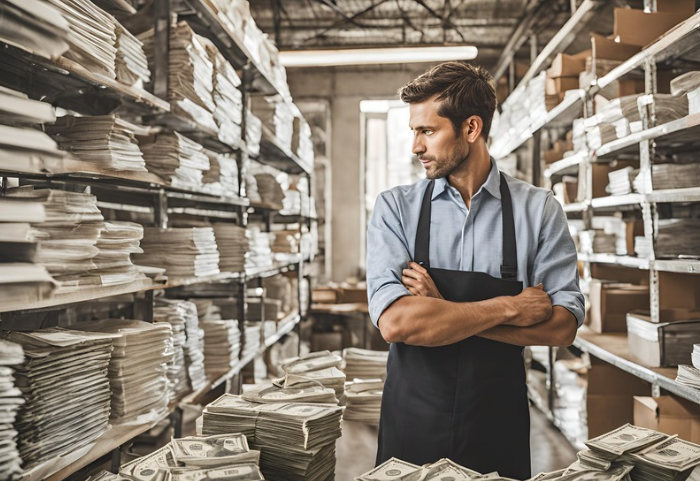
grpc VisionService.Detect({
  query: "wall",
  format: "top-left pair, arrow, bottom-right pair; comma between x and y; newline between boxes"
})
287,64 -> 432,282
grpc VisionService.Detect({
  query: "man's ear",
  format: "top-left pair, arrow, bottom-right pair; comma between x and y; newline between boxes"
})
463,116 -> 483,143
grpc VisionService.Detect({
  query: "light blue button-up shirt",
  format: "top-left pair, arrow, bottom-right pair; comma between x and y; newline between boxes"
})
366,158 -> 585,328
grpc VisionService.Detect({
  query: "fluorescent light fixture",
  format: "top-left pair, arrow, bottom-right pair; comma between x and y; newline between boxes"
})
280,45 -> 478,67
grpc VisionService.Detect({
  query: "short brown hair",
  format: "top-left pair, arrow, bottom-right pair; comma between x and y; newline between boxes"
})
399,62 -> 497,140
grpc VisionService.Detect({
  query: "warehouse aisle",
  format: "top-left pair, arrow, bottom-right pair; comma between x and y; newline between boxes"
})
335,406 -> 578,480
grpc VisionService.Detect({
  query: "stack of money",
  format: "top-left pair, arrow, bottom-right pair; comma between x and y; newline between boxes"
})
5,186 -> 104,292
201,320 -> 241,377
154,300 -> 191,401
243,382 -> 338,404
135,227 -> 220,278
85,470 -> 121,481
355,458 -> 477,481
154,299 -> 207,392
44,115 -> 148,172
2,328 -> 113,469
272,366 -> 346,400
676,365 -> 700,388
73,319 -> 173,423
245,227 -> 274,270
282,351 -> 343,375
138,132 -> 211,191
47,0 -> 117,78
343,348 -> 389,381
254,173 -> 285,209
212,224 -> 248,273
205,42 -> 244,148
242,321 -> 262,359
0,340 -> 24,481
115,24 -> 150,88
202,152 -> 240,198
246,110 -> 263,156
344,379 -> 384,425
201,394 -> 262,440
140,21 -> 217,132
171,433 -> 260,467
88,221 -> 146,287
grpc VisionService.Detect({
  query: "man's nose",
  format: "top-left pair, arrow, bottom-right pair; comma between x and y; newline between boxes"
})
412,137 -> 425,155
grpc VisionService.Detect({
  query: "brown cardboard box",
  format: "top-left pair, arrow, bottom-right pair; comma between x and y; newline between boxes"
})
600,79 -> 646,99
590,264 -> 648,285
313,287 -> 338,304
613,8 -> 690,47
591,33 -> 641,62
546,77 -> 580,96
338,286 -> 369,304
625,220 -> 645,256
627,312 -> 700,367
634,396 -> 700,444
587,280 -> 650,333
659,272 -> 700,322
547,51 -> 590,78
587,360 -> 649,438
656,0 -> 697,15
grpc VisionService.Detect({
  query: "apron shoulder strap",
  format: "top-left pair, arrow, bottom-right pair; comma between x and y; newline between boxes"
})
499,172 -> 518,279
414,180 -> 434,268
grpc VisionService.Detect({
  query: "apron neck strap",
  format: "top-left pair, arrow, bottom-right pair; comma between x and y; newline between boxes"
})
413,172 -> 518,280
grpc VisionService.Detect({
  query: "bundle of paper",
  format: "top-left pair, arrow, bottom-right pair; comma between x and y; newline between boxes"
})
72,319 -> 173,423
0,196 -> 45,265
0,340 -> 24,480
253,173 -> 285,208
115,23 -> 149,87
0,86 -> 56,126
47,0 -> 117,78
655,219 -> 700,259
153,303 -> 190,401
607,167 -> 637,196
281,189 -> 302,216
87,221 -> 146,287
244,381 -> 338,405
245,172 -> 262,204
201,320 -> 241,377
140,22 -> 217,132
270,231 -> 299,258
212,224 -> 248,273
0,0 -> 72,59
134,227 -> 220,278
241,321 -> 262,359
344,379 -> 383,425
650,94 -> 690,125
343,348 -> 389,381
281,350 -> 343,375
246,110 -> 263,156
2,328 -> 114,469
677,364 -> 700,389
671,71 -> 700,96
202,152 -> 240,198
139,131 -> 210,191
586,123 -> 618,150
294,116 -> 315,167
272,366 -> 346,399
0,123 -> 69,173
245,227 -> 274,270
205,42 -> 243,147
246,298 -> 282,322
651,163 -> 700,191
44,115 -> 148,172
0,263 -> 57,306
154,298 -> 207,392
252,98 -> 295,151
595,95 -> 643,125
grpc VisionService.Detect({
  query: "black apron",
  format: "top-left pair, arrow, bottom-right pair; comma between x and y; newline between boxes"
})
376,173 -> 531,479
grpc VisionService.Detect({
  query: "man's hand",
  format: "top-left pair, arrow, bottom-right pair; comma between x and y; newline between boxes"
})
401,262 -> 444,299
504,284 -> 552,327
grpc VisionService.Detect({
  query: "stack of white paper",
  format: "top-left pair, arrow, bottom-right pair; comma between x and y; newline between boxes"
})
88,221 -> 147,287
0,0 -> 71,59
0,86 -> 56,126
115,23 -> 149,87
134,227 -> 220,278
0,340 -> 24,480
205,41 -> 243,147
212,223 -> 248,273
246,110 -> 263,156
202,151 -> 239,198
0,123 -> 68,173
245,227 -> 274,270
139,131 -> 210,191
202,320 -> 241,377
154,302 -> 191,401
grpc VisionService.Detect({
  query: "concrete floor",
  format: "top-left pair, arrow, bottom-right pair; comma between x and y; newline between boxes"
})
335,406 -> 578,481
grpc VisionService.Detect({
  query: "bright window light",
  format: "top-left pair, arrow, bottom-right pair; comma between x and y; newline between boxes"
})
279,46 -> 478,67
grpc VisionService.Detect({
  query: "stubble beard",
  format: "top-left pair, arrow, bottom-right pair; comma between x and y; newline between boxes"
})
423,144 -> 470,180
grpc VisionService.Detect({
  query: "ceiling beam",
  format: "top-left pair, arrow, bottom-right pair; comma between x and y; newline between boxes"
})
307,0 -> 392,42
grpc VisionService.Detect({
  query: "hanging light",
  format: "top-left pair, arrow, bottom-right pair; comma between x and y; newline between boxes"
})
279,45 -> 478,67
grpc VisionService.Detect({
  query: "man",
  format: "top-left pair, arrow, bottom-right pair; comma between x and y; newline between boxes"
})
366,62 -> 584,479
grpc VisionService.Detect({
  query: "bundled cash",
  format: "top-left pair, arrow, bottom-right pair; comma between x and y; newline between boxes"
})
47,0 -> 117,78
205,42 -> 244,147
2,328 -> 114,469
135,227 -> 220,278
344,379 -> 384,425
282,350 -> 343,375
120,444 -> 178,479
171,433 -> 260,467
0,0 -> 72,59
586,424 -> 668,459
343,348 -> 389,381
45,115 -> 148,172
212,224 -> 248,273
139,131 -> 210,191
202,320 -> 241,377
0,340 -> 24,480
168,464 -> 264,481
154,299 -> 207,392
354,458 -> 422,481
273,366 -> 346,399
115,23 -> 150,87
72,319 -> 173,422
201,394 -> 262,440
243,381 -> 338,404
203,153 -> 240,198
245,227 -> 274,270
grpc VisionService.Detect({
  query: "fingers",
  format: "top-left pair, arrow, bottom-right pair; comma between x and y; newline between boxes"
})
535,283 -> 544,290
408,261 -> 428,275
401,275 -> 419,288
402,268 -> 423,281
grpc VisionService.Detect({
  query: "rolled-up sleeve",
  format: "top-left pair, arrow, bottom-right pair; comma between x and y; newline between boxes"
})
366,191 -> 412,327
531,193 -> 585,327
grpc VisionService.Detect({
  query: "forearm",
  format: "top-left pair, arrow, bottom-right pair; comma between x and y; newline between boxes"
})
378,295 -> 517,347
478,306 -> 577,347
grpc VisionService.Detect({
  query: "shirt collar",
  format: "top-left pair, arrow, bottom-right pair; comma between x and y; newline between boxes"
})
431,157 -> 502,200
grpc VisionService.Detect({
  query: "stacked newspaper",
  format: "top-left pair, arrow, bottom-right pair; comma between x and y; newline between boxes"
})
88,221 -> 146,287
201,320 -> 241,377
205,42 -> 244,147
212,223 -> 248,273
0,340 -> 24,480
135,227 -> 220,279
2,328 -> 114,469
202,152 -> 240,198
154,299 -> 207,392
154,301 -> 191,401
139,131 -> 210,191
343,348 -> 388,380
72,319 -> 173,423
47,0 -> 117,78
0,122 -> 69,176
45,115 -> 148,172
115,23 -> 150,87
0,0 -> 72,59
0,86 -> 56,126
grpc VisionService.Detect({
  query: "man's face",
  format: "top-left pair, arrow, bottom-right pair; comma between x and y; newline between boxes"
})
409,96 -> 469,180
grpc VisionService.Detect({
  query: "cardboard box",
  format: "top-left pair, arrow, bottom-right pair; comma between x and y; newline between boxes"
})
591,33 -> 641,62
338,286 -> 369,304
547,51 -> 590,78
587,280 -> 650,333
546,77 -> 581,96
625,220 -> 645,256
656,0 -> 697,15
613,8 -> 690,47
311,332 -> 343,352
590,160 -> 639,199
600,79 -> 646,99
590,264 -> 649,285
634,396 -> 700,444
627,312 -> 700,367
313,287 -> 338,304
659,272 -> 700,320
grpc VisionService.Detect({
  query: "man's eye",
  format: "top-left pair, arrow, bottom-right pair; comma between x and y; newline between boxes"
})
423,130 -> 433,135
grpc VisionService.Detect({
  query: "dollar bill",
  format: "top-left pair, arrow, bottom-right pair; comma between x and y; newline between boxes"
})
282,351 -> 343,374
585,424 -> 668,456
242,382 -> 338,404
354,457 -> 422,481
630,437 -> 700,471
528,469 -> 567,481
577,450 -> 612,471
421,459 -> 484,479
171,433 -> 260,467
129,445 -> 178,481
168,464 -> 265,481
